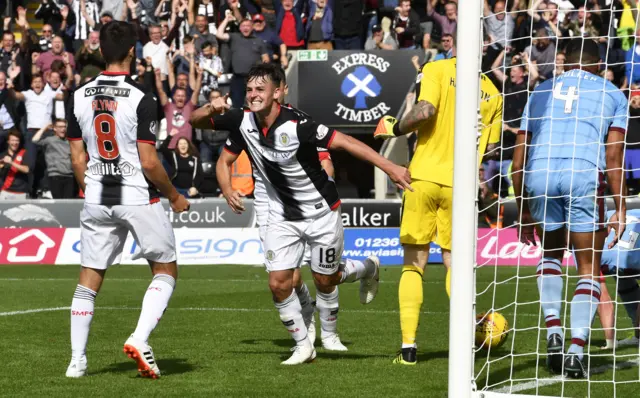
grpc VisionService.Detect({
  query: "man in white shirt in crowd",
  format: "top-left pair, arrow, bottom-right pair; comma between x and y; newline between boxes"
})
143,24 -> 169,77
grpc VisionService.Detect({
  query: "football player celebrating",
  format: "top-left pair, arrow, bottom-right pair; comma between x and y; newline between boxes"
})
192,63 -> 412,365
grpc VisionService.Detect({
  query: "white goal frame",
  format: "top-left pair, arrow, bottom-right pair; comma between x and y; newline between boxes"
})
447,2 -> 561,398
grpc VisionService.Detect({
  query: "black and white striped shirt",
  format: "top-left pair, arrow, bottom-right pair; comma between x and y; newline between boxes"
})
67,72 -> 160,206
73,0 -> 100,40
216,105 -> 340,221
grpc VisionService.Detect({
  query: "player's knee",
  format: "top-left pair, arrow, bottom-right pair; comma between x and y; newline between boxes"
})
312,272 -> 340,289
151,261 -> 178,280
292,269 -> 302,289
269,276 -> 294,301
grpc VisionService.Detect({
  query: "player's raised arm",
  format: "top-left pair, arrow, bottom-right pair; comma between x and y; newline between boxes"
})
190,94 -> 231,129
330,130 -> 413,192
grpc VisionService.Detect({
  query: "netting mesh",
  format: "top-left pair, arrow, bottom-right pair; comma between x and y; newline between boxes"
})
472,0 -> 640,396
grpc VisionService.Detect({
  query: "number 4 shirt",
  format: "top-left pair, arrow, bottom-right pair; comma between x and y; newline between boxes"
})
67,71 -> 160,205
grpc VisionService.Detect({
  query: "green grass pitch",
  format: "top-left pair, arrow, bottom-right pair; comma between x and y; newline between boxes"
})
0,264 -> 638,397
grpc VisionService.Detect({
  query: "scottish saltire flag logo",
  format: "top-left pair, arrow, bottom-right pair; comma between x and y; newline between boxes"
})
340,66 -> 381,109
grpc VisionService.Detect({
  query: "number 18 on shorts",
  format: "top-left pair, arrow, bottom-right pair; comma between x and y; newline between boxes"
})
263,210 -> 344,275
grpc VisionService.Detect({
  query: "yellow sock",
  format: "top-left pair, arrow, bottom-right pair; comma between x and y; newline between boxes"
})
399,265 -> 424,346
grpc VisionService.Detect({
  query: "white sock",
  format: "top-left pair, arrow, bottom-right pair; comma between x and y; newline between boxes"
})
275,291 -> 308,345
70,284 -> 97,359
132,274 -> 176,344
339,259 -> 371,283
316,287 -> 339,339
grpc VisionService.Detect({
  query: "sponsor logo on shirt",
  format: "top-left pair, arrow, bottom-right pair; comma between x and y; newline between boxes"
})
88,161 -> 136,177
84,86 -> 131,97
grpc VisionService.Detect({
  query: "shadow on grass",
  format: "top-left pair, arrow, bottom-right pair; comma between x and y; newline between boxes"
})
93,358 -> 194,376
240,338 -> 354,349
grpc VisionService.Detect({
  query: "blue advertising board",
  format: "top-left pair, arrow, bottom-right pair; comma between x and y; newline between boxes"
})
343,228 -> 443,265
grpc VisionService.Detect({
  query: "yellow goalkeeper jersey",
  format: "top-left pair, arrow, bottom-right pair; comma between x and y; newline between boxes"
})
410,58 -> 503,187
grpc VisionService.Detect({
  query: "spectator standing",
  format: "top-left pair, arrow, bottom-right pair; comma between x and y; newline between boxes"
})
216,15 -> 269,107
35,0 -> 63,32
198,42 -> 224,99
333,0 -> 364,49
10,74 -> 63,142
0,31 -> 21,75
253,14 -> 288,68
74,30 -> 105,74
72,0 -> 101,49
189,0 -> 218,33
38,24 -> 55,52
306,0 -> 333,50
434,33 -> 454,60
159,131 -> 204,197
189,14 -> 219,52
524,29 -> 556,80
0,72 -> 19,153
527,0 -> 562,41
483,0 -> 518,49
274,0 -> 305,50
197,89 -> 230,164
32,119 -> 75,198
143,24 -> 170,76
364,24 -> 398,50
393,0 -> 420,50
46,70 -> 73,120
35,36 -> 76,77
155,67 -> 202,148
427,0 -> 457,40
0,130 -> 32,200
219,0 -> 258,25
489,50 -> 538,197
167,55 -> 195,98
101,0 -> 126,21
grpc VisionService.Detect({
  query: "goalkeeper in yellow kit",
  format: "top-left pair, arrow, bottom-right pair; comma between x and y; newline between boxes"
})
374,58 -> 503,365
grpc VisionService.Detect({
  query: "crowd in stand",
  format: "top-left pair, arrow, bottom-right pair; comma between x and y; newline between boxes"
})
1,0 -> 640,201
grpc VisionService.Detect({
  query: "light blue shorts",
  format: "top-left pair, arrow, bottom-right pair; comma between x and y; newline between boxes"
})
524,159 -> 605,233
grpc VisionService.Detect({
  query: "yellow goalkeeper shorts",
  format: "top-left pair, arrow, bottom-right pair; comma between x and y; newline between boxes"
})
400,180 -> 452,250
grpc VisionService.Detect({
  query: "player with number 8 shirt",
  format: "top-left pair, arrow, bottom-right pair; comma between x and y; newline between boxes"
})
512,38 -> 628,379
65,21 -> 190,380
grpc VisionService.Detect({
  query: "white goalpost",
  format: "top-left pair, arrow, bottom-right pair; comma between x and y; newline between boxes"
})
450,0 -> 640,397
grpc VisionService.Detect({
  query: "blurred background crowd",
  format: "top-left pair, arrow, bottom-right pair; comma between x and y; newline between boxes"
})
0,0 -> 639,205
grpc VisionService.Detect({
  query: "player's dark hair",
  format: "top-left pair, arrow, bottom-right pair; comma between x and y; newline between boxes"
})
246,63 -> 284,88
100,21 -> 137,65
565,38 -> 600,66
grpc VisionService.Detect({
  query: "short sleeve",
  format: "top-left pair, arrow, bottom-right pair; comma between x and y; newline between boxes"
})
66,93 -> 83,141
137,92 -> 159,144
223,124 -> 247,155
22,90 -> 34,102
610,91 -> 628,134
297,117 -> 337,149
416,63 -> 442,107
211,108 -> 244,132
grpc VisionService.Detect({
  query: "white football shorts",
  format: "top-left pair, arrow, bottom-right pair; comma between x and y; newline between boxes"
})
263,209 -> 344,275
80,202 -> 177,269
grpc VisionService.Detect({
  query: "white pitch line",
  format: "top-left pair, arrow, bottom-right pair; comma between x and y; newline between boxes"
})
0,306 -> 541,318
0,307 -> 70,316
491,359 -> 640,394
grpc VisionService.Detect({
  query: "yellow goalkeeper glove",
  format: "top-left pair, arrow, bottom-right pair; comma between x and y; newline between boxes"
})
374,116 -> 400,140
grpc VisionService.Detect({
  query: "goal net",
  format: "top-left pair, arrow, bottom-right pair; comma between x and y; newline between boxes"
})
451,0 -> 640,397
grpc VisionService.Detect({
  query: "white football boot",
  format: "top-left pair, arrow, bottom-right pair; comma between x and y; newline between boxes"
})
123,335 -> 161,379
360,256 -> 380,304
65,356 -> 87,378
282,338 -> 316,365
321,333 -> 348,351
